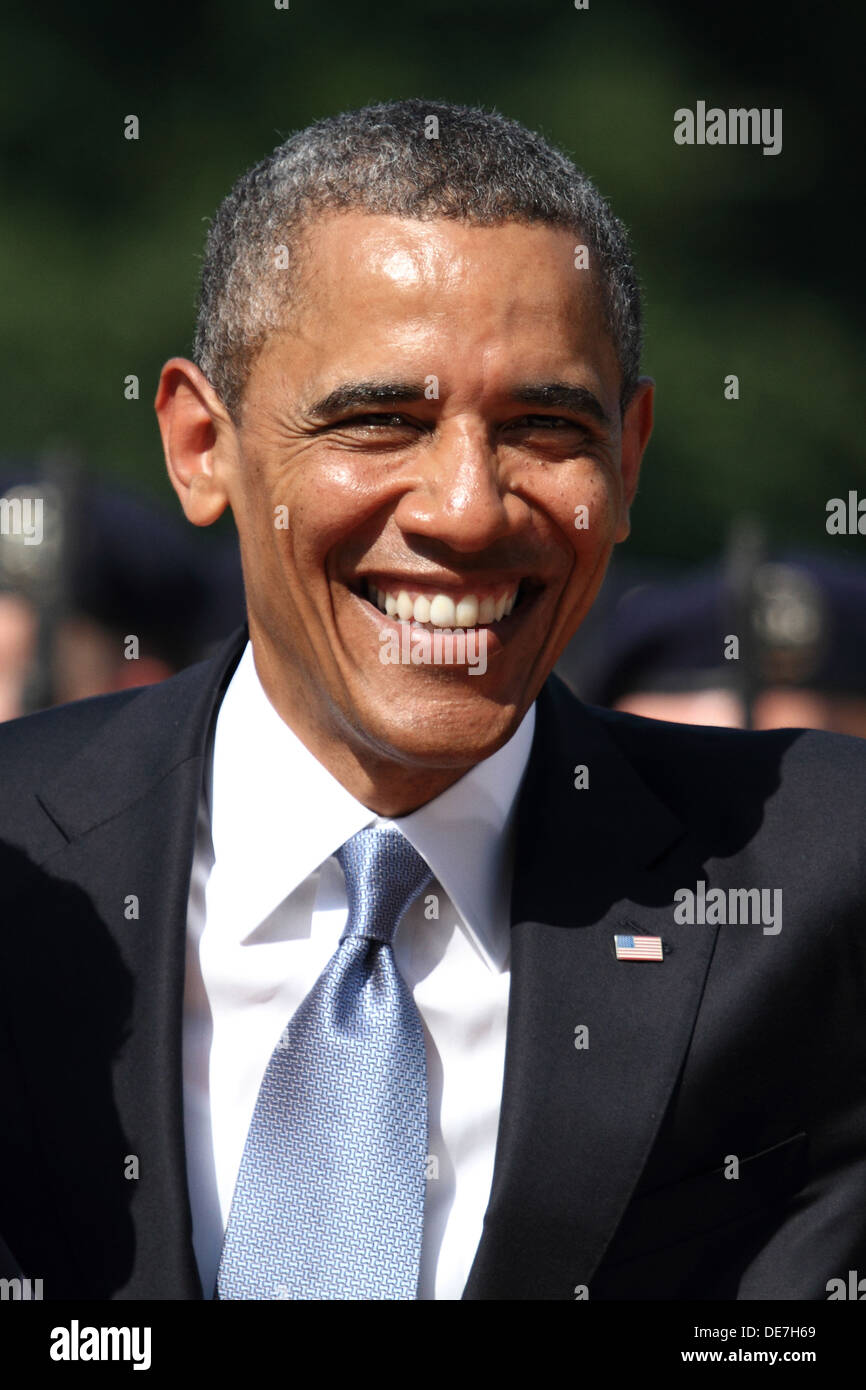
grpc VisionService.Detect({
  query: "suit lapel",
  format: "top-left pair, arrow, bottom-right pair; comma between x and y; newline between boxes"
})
2,626 -> 247,1297
464,676 -> 720,1299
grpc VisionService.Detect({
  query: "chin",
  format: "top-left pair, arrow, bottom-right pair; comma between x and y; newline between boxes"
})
348,687 -> 524,772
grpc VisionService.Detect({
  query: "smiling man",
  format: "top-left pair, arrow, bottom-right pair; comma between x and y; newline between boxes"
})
158,213 -> 648,812
1,99 -> 865,1303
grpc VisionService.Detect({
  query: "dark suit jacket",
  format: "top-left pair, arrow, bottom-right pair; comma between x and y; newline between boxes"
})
1,623 -> 865,1300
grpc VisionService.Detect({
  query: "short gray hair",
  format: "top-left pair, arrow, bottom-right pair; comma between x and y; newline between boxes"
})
193,98 -> 643,421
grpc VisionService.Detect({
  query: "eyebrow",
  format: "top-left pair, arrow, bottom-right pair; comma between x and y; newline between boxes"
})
306,381 -> 428,422
511,382 -> 611,426
305,378 -> 611,427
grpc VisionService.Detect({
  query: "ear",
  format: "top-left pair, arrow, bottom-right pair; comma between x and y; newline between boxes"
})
154,357 -> 237,526
614,376 -> 654,543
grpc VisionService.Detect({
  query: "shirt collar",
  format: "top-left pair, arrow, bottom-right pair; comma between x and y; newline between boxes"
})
207,642 -> 535,972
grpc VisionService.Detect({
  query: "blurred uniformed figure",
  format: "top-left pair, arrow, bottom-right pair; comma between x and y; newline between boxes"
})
0,588 -> 37,722
0,464 -> 244,719
557,540 -> 866,737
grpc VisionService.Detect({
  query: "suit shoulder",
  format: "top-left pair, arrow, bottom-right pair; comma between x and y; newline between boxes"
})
0,688 -> 141,772
0,652 -> 217,788
590,699 -> 865,766
544,676 -> 864,825
583,698 -> 866,812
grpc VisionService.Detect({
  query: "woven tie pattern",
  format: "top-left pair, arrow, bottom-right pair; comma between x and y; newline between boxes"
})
216,826 -> 433,1300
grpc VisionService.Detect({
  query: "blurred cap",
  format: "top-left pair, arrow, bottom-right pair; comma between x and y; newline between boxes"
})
0,463 -> 245,668
563,553 -> 866,707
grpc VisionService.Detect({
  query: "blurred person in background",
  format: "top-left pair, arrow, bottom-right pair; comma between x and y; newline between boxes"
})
0,468 -> 244,716
0,586 -> 37,722
558,550 -> 866,737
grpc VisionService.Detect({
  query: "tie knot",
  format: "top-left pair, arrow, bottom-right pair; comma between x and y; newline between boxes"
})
336,826 -> 433,946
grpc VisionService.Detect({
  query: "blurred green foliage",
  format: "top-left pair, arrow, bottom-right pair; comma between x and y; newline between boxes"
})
1,0 -> 863,561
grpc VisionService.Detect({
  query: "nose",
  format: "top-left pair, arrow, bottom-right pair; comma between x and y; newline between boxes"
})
392,421 -> 515,554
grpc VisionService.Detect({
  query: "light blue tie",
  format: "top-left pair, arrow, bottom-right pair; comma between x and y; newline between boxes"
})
216,825 -> 433,1300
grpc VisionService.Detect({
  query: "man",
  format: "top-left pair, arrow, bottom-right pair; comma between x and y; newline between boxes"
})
1,99 -> 864,1301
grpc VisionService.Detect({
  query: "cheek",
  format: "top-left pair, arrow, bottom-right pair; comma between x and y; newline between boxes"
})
540,463 -> 623,559
279,455 -> 387,562
237,476 -> 348,587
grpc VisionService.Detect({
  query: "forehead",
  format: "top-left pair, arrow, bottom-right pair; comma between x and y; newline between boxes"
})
252,211 -> 619,400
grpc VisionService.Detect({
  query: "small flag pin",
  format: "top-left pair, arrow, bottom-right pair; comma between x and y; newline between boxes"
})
614,933 -> 664,961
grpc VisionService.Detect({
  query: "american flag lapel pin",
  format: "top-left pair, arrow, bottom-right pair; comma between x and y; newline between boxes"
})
614,932 -> 664,961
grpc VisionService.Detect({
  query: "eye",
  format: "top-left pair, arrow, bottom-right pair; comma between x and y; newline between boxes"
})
335,413 -> 417,429
509,414 -> 586,430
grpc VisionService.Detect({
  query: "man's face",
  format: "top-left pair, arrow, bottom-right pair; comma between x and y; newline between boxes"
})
163,212 -> 652,807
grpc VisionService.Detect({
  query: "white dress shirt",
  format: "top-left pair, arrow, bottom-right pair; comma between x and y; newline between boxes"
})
182,641 -> 535,1299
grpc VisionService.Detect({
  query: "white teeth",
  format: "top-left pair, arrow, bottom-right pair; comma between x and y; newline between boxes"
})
455,595 -> 479,627
429,594 -> 457,627
413,594 -> 431,623
365,580 -> 522,627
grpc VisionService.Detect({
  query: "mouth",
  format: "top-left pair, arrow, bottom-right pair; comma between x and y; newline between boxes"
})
351,576 -> 539,631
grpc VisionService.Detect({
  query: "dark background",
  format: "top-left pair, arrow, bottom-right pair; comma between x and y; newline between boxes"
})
2,0 -> 863,565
